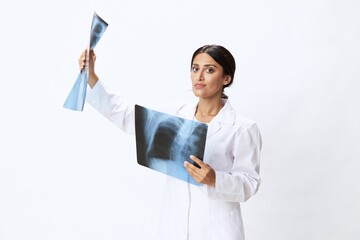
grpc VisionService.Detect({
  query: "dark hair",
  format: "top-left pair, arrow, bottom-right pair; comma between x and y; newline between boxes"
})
191,45 -> 236,99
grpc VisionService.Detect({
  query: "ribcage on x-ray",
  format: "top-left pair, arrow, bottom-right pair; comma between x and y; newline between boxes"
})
147,118 -> 184,160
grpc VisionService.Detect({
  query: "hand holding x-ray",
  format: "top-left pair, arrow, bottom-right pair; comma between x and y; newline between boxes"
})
184,155 -> 216,187
63,12 -> 108,111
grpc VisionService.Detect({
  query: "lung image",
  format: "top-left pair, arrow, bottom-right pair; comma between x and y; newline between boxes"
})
89,12 -> 108,49
135,105 -> 208,185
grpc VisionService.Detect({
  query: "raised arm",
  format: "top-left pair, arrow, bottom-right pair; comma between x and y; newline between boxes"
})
78,49 -> 135,134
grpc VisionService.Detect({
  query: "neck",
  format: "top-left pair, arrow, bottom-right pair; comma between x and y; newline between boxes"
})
195,98 -> 224,122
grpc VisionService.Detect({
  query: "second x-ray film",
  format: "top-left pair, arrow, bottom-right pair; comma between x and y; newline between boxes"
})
135,105 -> 208,185
63,12 -> 108,111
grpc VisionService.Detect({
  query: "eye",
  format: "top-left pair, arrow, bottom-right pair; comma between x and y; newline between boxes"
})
192,66 -> 199,72
206,67 -> 214,73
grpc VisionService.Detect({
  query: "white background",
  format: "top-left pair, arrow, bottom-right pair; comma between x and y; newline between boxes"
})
0,0 -> 359,239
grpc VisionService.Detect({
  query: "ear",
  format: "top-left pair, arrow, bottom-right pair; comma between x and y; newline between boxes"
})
223,76 -> 232,86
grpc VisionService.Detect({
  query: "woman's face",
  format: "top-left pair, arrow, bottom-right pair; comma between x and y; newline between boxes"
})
191,53 -> 229,100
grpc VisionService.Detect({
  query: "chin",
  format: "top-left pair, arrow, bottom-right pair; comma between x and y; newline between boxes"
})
192,90 -> 203,97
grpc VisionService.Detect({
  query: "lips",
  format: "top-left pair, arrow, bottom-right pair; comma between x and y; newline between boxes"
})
194,83 -> 206,89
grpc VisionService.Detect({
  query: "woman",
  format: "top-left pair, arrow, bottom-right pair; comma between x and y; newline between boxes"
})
80,45 -> 262,240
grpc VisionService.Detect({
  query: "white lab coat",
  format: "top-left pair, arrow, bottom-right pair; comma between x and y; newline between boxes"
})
86,81 -> 262,240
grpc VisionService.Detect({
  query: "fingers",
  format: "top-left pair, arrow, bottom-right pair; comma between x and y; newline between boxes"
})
78,49 -> 87,70
185,155 -> 206,173
184,161 -> 215,187
184,161 -> 199,180
78,49 -> 96,71
190,155 -> 206,168
184,160 -> 199,173
184,156 -> 216,187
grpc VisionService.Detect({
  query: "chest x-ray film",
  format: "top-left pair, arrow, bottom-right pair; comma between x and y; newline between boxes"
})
63,12 -> 108,111
135,105 -> 208,185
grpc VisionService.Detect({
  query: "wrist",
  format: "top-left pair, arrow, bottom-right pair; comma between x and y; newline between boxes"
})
88,72 -> 99,89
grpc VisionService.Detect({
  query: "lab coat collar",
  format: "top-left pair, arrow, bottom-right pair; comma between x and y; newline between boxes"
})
178,99 -> 236,137
216,99 -> 236,125
206,99 -> 236,137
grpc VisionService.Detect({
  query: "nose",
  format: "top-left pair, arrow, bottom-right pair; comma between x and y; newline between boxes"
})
197,68 -> 205,81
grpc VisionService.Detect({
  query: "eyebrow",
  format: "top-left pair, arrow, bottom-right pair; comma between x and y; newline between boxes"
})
192,63 -> 218,68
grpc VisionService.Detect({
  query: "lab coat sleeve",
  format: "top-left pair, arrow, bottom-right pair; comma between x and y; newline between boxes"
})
86,81 -> 135,134
207,123 -> 262,202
